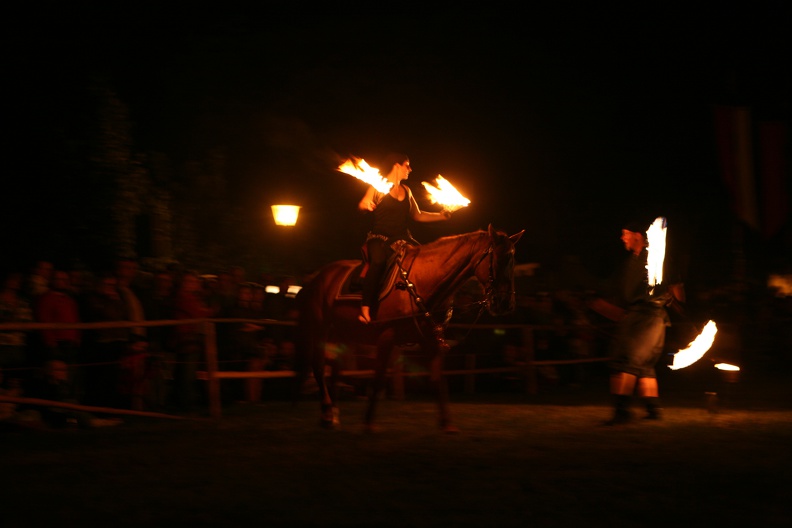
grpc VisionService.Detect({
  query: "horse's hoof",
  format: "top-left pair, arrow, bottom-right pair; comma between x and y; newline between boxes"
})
321,406 -> 340,428
321,416 -> 339,429
442,424 -> 460,434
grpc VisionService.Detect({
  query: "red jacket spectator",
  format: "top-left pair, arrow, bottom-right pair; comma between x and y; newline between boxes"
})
35,271 -> 81,350
173,271 -> 214,344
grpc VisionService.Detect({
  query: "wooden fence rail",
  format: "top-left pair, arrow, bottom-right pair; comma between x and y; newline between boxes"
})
0,318 -> 611,419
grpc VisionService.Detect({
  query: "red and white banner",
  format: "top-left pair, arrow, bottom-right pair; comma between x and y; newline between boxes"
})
713,105 -> 789,239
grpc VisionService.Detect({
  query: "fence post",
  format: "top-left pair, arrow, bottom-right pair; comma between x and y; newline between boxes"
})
522,326 -> 537,394
204,320 -> 222,418
464,353 -> 476,394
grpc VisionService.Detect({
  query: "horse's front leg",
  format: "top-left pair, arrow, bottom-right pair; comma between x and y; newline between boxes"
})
364,329 -> 395,432
426,325 -> 459,434
314,344 -> 339,428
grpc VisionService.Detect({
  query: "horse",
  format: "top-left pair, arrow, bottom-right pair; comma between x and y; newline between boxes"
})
294,224 -> 524,432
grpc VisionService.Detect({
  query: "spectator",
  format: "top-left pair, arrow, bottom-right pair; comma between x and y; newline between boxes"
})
250,283 -> 266,315
211,268 -> 239,317
230,265 -> 246,289
115,257 -> 146,338
0,367 -> 25,426
118,334 -> 152,411
67,264 -> 90,300
33,269 -> 82,388
264,276 -> 300,371
137,269 -> 176,408
227,283 -> 266,402
26,260 -> 53,300
205,270 -> 237,380
81,272 -> 130,408
172,270 -> 215,413
25,358 -> 123,429
0,271 -> 33,391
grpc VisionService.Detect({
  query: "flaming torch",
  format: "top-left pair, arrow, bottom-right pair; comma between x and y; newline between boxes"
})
668,320 -> 718,370
646,216 -> 667,293
422,175 -> 471,213
337,157 -> 392,193
715,362 -> 741,383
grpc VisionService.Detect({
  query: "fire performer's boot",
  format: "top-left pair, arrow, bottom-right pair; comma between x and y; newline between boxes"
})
604,372 -> 636,425
643,398 -> 662,420
605,395 -> 633,425
638,377 -> 662,420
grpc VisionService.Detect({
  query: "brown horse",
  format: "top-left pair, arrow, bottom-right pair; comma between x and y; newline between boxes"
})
294,224 -> 524,432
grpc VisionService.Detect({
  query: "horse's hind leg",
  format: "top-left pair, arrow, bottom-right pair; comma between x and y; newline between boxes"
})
324,357 -> 342,427
305,335 -> 338,429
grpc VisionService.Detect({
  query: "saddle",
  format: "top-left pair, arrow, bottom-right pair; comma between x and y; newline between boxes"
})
336,241 -> 411,301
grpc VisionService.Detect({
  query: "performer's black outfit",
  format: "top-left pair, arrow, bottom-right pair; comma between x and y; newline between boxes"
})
361,184 -> 418,316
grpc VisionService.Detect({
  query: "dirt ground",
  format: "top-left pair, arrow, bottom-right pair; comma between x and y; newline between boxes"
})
3,360 -> 791,527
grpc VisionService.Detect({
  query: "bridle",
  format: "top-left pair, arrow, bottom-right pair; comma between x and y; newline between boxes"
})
394,233 -> 517,345
473,242 -> 496,309
476,234 -> 518,311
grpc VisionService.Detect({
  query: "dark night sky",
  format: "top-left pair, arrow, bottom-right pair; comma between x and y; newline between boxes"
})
6,4 -> 790,278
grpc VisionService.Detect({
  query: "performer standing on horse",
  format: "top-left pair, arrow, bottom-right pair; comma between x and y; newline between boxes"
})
357,152 -> 452,324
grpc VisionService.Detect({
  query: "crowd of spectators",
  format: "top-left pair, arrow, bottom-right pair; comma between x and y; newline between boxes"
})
3,254 -> 789,430
0,258 -> 300,427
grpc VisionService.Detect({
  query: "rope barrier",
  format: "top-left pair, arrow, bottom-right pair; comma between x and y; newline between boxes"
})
0,395 -> 190,420
3,314 -> 790,418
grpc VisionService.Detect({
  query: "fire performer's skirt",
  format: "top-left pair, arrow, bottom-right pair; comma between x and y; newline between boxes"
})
609,304 -> 670,378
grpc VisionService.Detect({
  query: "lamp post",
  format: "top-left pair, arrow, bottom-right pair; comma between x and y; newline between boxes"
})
271,204 -> 301,227
269,204 -> 301,276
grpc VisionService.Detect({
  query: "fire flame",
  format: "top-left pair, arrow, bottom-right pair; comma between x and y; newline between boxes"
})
714,363 -> 740,371
646,216 -> 667,289
668,320 -> 718,370
337,157 -> 392,194
422,175 -> 471,212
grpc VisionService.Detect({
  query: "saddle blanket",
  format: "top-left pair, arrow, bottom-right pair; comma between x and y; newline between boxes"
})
335,261 -> 403,302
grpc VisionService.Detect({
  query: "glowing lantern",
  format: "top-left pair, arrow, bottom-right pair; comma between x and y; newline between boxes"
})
271,205 -> 300,227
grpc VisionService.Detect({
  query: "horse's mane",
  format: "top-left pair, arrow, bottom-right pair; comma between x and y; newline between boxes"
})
399,230 -> 493,304
411,230 -> 490,259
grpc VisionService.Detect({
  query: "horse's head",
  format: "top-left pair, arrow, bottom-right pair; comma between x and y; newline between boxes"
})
475,224 -> 524,316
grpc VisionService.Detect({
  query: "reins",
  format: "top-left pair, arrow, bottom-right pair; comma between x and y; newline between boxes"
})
396,238 -> 496,342
450,242 -> 495,343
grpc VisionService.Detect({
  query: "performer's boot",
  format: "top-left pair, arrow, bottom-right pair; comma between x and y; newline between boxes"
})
604,372 -> 636,425
638,377 -> 662,420
643,398 -> 662,420
605,395 -> 633,425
